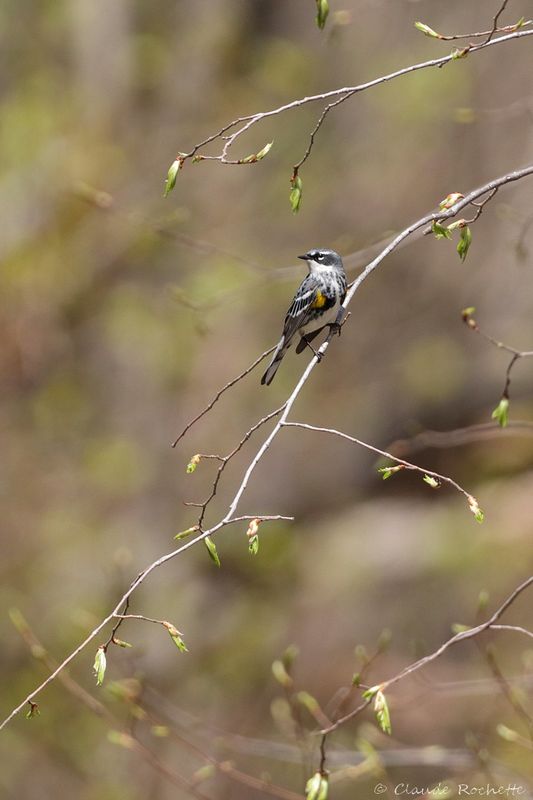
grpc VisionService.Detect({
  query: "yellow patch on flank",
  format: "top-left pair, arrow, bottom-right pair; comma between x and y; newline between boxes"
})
311,291 -> 326,309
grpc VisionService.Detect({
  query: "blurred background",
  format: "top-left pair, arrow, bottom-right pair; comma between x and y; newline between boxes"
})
1,0 -> 533,797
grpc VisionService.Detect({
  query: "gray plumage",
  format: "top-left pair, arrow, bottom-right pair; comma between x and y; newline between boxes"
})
261,249 -> 346,386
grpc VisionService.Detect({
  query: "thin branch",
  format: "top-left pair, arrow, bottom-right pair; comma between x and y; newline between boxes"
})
320,575 -> 533,734
483,0 -> 512,44
463,309 -> 533,401
429,19 -> 532,42
282,421 -> 476,507
3,164 -> 533,732
175,29 -> 533,169
171,345 -> 276,447
388,421 -> 533,457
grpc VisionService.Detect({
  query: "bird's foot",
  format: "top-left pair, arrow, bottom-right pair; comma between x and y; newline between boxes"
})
328,309 -> 350,338
303,337 -> 323,362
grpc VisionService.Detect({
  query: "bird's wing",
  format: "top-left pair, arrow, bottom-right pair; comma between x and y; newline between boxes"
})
281,275 -> 324,344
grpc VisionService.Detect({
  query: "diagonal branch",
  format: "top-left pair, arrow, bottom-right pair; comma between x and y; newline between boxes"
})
3,164 -> 533,733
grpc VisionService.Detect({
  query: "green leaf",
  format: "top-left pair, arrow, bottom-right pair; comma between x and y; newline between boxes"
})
93,646 -> 107,686
457,225 -> 472,261
306,772 -> 328,800
204,536 -> 221,567
491,397 -> 509,428
374,689 -> 392,735
163,621 -> 188,653
315,0 -> 329,30
290,175 -> 303,213
414,21 -> 440,38
432,220 -> 451,240
248,534 -> 259,555
164,159 -> 182,197
423,474 -> 440,489
352,672 -> 361,686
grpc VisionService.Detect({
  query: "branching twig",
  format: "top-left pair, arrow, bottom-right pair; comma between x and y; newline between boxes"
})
320,575 -> 533,734
388,420 -> 533,457
282,421 -> 477,509
463,309 -> 533,404
3,165 -> 533,732
483,0 -> 512,44
171,345 -> 276,447
171,29 -> 533,174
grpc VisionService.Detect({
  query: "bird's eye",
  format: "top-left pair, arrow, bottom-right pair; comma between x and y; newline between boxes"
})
315,252 -> 323,261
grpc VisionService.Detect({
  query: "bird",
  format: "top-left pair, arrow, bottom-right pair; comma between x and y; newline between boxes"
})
261,248 -> 347,386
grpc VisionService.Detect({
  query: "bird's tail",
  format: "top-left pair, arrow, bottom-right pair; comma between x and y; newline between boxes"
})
261,337 -> 288,385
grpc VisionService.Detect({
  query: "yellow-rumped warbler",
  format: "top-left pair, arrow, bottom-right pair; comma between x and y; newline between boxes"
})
261,248 -> 347,385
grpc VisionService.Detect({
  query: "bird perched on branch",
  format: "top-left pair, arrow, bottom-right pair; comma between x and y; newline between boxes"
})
261,249 -> 347,386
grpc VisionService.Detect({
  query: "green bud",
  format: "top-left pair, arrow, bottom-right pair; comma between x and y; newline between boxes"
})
297,691 -> 320,715
248,534 -> 259,555
290,175 -> 303,213
374,689 -> 392,735
467,495 -> 484,523
377,464 -> 404,480
414,21 -> 441,38
306,771 -> 329,800
25,701 -> 40,719
315,0 -> 329,30
163,621 -> 188,653
497,723 -> 519,742
174,525 -> 199,540
164,159 -> 182,197
204,535 -> 221,567
423,474 -> 440,489
451,47 -> 469,60
241,141 -> 274,164
491,397 -> 509,428
112,637 -> 133,648
271,659 -> 292,688
93,646 -> 107,686
451,623 -> 471,634
457,225 -> 472,261
432,221 -> 451,240
107,730 -> 135,749
186,454 -> 201,474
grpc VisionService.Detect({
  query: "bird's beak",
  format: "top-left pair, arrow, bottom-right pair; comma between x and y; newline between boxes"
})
297,254 -> 309,260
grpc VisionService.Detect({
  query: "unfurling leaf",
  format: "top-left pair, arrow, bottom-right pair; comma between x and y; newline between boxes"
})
174,525 -> 199,540
113,637 -> 133,648
457,225 -> 472,261
374,689 -> 392,735
241,141 -> 274,164
423,474 -> 440,489
246,518 -> 261,555
93,646 -> 107,686
377,464 -> 404,480
163,621 -> 188,653
467,495 -> 484,523
461,306 -> 476,321
290,174 -> 303,213
439,192 -> 464,210
26,701 -> 40,719
315,0 -> 329,30
451,623 -> 471,634
491,397 -> 509,428
414,21 -> 441,38
306,771 -> 329,800
431,221 -> 451,240
186,454 -> 201,474
451,47 -> 469,60
204,535 -> 221,567
164,158 -> 183,197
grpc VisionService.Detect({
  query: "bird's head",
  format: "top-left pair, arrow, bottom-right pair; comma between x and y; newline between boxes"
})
298,248 -> 344,272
